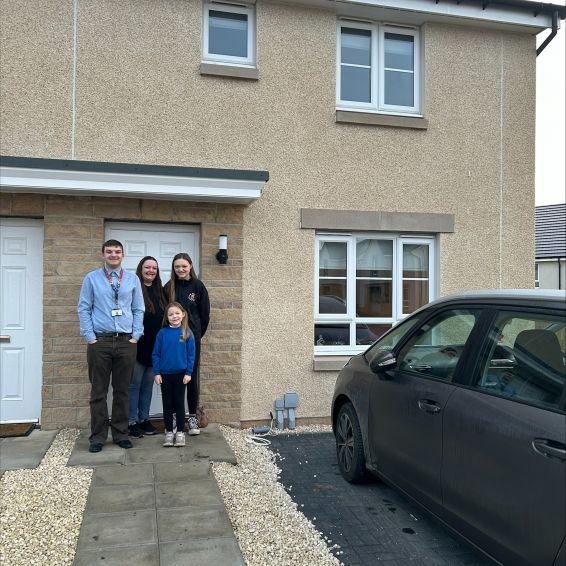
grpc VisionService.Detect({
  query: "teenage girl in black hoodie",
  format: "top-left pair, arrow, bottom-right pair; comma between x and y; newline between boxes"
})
164,252 -> 210,435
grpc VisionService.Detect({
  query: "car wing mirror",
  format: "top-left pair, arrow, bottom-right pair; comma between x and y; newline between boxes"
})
369,351 -> 397,374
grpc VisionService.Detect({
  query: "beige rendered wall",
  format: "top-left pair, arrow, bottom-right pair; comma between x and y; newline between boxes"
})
0,0 -> 536,423
0,0 -> 74,157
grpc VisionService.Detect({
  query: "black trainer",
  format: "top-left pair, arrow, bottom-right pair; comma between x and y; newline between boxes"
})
89,442 -> 103,453
128,423 -> 144,438
139,420 -> 157,435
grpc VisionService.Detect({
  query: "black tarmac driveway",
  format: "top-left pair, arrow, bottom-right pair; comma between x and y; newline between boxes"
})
269,432 -> 491,566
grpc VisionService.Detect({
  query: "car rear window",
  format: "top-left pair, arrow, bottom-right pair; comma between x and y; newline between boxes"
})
474,312 -> 566,412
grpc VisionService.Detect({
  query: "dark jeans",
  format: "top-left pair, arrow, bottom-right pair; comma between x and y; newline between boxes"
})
187,339 -> 201,415
87,336 -> 137,444
129,361 -> 154,423
161,373 -> 187,432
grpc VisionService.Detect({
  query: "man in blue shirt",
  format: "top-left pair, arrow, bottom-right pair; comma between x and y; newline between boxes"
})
78,239 -> 144,453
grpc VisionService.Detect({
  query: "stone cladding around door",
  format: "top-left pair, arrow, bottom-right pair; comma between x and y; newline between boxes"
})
0,192 -> 244,428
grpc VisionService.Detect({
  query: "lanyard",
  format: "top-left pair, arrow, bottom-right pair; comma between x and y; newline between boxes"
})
103,268 -> 123,306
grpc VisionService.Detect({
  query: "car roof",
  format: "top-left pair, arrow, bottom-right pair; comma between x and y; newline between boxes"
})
425,289 -> 566,310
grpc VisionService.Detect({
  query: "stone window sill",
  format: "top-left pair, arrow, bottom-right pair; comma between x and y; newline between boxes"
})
200,62 -> 259,81
313,356 -> 353,372
336,110 -> 428,130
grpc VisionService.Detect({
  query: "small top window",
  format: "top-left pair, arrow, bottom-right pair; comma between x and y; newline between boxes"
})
203,3 -> 256,66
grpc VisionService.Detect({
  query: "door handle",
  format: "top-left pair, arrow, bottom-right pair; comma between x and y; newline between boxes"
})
418,399 -> 441,414
532,438 -> 566,462
0,335 -> 11,343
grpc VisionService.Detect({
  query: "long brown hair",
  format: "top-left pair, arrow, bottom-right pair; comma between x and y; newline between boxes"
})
162,302 -> 192,342
167,252 -> 199,303
136,256 -> 167,313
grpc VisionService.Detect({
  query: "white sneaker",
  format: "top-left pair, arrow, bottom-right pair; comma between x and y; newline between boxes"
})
174,431 -> 186,447
188,416 -> 200,436
163,431 -> 174,447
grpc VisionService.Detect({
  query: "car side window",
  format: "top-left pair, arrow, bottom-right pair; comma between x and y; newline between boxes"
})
365,316 -> 421,366
474,312 -> 566,411
396,309 -> 480,381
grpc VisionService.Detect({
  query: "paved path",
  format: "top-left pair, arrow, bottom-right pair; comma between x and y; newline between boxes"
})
0,430 -> 57,475
68,424 -> 245,566
269,432 -> 491,566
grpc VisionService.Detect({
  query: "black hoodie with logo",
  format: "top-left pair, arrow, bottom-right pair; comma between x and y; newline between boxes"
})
165,278 -> 210,343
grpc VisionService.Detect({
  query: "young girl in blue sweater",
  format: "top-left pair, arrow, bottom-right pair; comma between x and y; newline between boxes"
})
153,302 -> 196,447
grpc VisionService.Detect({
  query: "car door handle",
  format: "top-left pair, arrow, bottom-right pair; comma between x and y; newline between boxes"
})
532,438 -> 566,462
418,399 -> 441,414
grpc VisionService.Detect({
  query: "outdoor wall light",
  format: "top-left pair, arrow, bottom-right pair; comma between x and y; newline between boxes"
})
216,234 -> 228,264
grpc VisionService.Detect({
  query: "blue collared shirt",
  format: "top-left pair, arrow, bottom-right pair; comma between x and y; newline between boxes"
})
77,267 -> 145,342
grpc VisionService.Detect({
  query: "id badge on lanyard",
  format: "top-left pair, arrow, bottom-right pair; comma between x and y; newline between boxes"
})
104,268 -> 124,317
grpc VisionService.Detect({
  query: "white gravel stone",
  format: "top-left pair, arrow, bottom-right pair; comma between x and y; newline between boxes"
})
212,425 -> 343,566
0,429 -> 92,566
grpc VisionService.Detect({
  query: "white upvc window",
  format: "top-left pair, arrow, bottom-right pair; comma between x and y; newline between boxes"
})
203,3 -> 256,66
337,21 -> 420,115
315,233 -> 435,354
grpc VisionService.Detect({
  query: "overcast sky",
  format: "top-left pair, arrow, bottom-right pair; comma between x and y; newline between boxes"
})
535,13 -> 565,206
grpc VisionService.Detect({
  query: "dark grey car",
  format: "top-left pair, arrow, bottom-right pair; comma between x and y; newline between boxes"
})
331,290 -> 566,566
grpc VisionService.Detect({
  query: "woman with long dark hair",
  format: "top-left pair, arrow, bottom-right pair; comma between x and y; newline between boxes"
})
164,252 -> 210,435
128,256 -> 167,438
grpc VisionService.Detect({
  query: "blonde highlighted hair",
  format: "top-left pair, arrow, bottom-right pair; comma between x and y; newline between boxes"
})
162,302 -> 192,342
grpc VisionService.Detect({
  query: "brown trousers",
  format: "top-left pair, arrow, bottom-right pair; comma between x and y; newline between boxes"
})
87,336 -> 137,444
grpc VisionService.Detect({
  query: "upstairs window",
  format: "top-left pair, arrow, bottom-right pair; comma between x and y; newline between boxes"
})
203,3 -> 256,66
337,22 -> 420,115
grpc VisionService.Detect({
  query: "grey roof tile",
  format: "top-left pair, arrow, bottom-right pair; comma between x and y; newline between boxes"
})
535,203 -> 566,259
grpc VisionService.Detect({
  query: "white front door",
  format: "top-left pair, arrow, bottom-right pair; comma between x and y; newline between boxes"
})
105,222 -> 200,282
105,222 -> 200,417
0,219 -> 43,423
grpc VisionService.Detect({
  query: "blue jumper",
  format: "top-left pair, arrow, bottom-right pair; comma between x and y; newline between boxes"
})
152,326 -> 196,376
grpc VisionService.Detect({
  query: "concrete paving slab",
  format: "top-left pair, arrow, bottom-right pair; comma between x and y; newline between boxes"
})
126,447 -> 183,464
155,478 -> 224,509
159,537 -> 245,566
91,463 -> 154,487
68,431 -> 130,467
77,509 -> 157,550
185,425 -> 237,464
157,506 -> 233,542
0,430 -> 57,471
154,460 -> 211,483
68,447 -> 126,467
86,484 -> 156,514
73,543 -> 159,566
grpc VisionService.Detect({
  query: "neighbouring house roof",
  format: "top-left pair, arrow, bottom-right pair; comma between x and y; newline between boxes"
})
536,203 -> 566,259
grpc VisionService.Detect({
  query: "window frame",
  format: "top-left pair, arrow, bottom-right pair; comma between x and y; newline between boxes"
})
336,20 -> 421,116
314,232 -> 436,355
202,2 -> 256,67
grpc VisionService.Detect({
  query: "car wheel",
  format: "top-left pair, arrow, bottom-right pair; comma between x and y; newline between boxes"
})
336,402 -> 367,483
